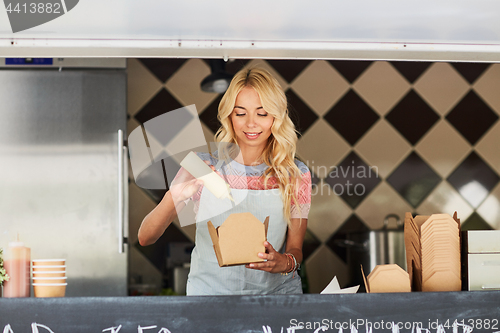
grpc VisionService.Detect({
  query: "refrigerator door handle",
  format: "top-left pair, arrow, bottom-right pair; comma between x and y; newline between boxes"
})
123,145 -> 129,248
118,129 -> 128,253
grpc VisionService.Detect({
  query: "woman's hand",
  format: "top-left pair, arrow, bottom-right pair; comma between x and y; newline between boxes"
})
245,218 -> 307,274
169,161 -> 215,205
138,160 -> 216,246
245,241 -> 290,274
169,168 -> 203,205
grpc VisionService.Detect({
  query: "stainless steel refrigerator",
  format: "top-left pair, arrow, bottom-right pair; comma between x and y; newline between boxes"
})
0,61 -> 128,296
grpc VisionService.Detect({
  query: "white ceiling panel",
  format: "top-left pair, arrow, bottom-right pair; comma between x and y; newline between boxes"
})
0,0 -> 499,60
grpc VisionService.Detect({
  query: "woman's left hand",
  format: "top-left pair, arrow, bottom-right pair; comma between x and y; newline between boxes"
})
245,241 -> 289,273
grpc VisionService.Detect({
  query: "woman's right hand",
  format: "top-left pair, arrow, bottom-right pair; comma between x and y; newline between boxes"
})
169,167 -> 203,205
138,160 -> 214,246
169,161 -> 216,205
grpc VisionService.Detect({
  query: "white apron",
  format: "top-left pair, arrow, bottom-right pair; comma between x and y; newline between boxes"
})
186,185 -> 302,295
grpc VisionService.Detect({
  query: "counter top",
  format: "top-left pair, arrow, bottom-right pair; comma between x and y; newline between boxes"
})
1,291 -> 499,333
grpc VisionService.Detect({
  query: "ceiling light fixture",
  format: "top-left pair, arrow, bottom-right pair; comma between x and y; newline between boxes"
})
200,59 -> 233,94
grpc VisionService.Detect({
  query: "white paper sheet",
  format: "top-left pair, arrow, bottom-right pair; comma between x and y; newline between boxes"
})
320,276 -> 360,294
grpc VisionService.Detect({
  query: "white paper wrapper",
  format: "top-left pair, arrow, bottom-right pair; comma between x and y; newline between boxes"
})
321,276 -> 359,294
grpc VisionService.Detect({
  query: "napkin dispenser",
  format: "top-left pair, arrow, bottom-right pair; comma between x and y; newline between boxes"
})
466,230 -> 500,291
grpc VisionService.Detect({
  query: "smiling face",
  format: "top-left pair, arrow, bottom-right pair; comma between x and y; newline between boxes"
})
230,86 -> 274,156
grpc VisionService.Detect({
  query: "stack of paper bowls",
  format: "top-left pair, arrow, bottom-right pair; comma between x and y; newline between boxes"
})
32,259 -> 67,297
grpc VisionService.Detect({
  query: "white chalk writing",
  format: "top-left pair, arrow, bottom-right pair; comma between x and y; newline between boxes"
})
103,325 -> 122,333
31,323 -> 54,333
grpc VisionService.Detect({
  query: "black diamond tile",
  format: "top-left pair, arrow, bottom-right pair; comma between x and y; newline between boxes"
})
328,60 -> 372,83
202,59 -> 250,75
286,89 -> 319,136
139,58 -> 186,83
451,63 -> 491,84
461,212 -> 493,231
199,94 -> 223,134
326,214 -> 370,263
386,90 -> 440,145
142,188 -> 167,204
324,90 -> 379,145
387,151 -> 441,208
390,61 -> 432,83
447,151 -> 500,208
226,59 -> 251,74
324,151 -> 381,209
446,90 -> 499,145
266,60 -> 312,83
134,89 -> 183,125
302,229 -> 321,262
311,171 -> 321,186
296,156 -> 321,186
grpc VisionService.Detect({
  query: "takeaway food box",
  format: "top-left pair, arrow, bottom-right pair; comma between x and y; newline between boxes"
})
208,212 -> 269,267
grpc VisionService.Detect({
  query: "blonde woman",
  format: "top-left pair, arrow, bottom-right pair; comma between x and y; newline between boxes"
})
138,67 -> 312,295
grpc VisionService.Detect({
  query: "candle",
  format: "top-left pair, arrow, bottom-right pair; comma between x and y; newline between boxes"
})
3,241 -> 30,298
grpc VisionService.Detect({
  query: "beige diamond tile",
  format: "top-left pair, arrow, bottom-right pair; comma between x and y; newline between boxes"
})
355,119 -> 411,178
305,245 -> 348,292
474,64 -> 500,115
476,121 -> 500,175
245,59 -> 289,91
165,59 -> 218,114
290,60 -> 349,117
414,63 -> 469,116
164,126 -> 213,166
355,182 -> 413,230
416,181 -> 473,221
477,183 -> 500,229
127,59 -> 163,117
352,61 -> 410,116
163,107 -> 208,158
415,120 -> 471,178
129,182 -> 157,245
297,119 -> 350,179
308,180 -> 352,242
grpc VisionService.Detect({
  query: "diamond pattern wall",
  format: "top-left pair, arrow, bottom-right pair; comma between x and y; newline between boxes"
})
127,58 -> 500,294
386,90 -> 440,145
446,90 -> 499,145
324,90 -> 379,145
447,151 -> 500,208
387,151 -> 441,208
324,151 -> 381,209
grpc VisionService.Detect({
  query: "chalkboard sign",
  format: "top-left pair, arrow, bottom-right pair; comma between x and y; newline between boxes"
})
0,292 -> 499,333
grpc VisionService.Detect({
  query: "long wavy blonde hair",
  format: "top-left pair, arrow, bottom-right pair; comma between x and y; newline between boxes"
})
214,67 -> 302,225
